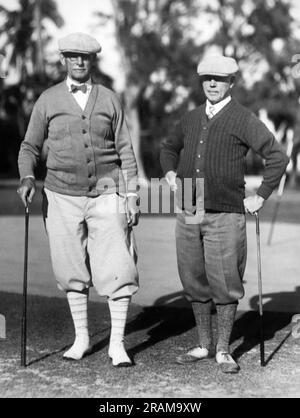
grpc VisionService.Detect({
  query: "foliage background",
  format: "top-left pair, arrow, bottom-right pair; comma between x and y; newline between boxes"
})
1,0 -> 300,180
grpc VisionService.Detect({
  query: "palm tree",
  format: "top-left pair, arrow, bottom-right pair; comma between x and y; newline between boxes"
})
98,0 -> 203,180
0,0 -> 64,141
0,0 -> 64,82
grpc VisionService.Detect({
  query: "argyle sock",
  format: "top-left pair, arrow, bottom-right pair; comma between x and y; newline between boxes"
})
192,300 -> 213,351
63,291 -> 90,360
107,297 -> 131,365
216,303 -> 237,353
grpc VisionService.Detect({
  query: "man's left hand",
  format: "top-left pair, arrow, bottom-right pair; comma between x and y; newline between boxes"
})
127,195 -> 141,227
243,194 -> 265,215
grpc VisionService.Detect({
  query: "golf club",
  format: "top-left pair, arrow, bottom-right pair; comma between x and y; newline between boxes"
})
21,204 -> 29,367
255,211 -> 264,367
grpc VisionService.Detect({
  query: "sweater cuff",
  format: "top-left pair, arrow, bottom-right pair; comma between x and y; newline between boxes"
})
256,183 -> 274,200
126,192 -> 139,198
161,162 -> 177,177
125,174 -> 139,195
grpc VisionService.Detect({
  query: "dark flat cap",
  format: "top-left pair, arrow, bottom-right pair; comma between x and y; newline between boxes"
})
58,32 -> 101,54
197,55 -> 238,77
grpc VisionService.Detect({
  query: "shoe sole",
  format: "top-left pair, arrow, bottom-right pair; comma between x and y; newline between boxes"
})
175,355 -> 209,365
112,361 -> 133,368
220,369 -> 240,374
109,355 -> 133,367
217,364 -> 240,374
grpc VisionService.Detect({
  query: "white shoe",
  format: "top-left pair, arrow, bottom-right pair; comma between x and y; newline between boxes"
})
216,351 -> 240,373
63,336 -> 91,361
176,346 -> 209,364
108,342 -> 132,367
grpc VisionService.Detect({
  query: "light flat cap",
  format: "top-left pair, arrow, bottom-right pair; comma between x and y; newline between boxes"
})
197,55 -> 238,77
58,32 -> 101,54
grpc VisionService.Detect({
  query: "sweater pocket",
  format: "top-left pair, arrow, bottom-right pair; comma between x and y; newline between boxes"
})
46,138 -> 75,173
49,137 -> 72,151
48,122 -> 72,150
90,114 -> 112,149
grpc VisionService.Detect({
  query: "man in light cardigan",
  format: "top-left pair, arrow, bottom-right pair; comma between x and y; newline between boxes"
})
17,33 -> 140,367
160,55 -> 289,373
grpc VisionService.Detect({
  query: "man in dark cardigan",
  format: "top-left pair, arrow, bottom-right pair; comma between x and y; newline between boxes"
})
160,55 -> 289,373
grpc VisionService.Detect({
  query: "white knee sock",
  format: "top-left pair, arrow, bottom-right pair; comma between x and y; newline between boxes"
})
107,297 -> 131,365
63,291 -> 90,360
108,297 -> 130,344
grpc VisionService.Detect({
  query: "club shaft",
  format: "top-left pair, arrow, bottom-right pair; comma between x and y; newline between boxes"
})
255,213 -> 264,366
21,206 -> 29,367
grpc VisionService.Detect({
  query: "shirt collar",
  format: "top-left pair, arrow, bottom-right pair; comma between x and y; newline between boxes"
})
206,95 -> 231,116
66,76 -> 92,92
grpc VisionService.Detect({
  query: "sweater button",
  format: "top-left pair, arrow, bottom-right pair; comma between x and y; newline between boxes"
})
82,115 -> 86,119
198,154 -> 201,158
203,126 -> 207,130
200,140 -> 204,144
196,169 -> 200,173
82,129 -> 86,134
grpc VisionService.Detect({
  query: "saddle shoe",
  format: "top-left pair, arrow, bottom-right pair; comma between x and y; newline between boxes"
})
175,346 -> 209,365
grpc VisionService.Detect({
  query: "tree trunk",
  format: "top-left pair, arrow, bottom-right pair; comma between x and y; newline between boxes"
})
124,84 -> 147,182
111,0 -> 148,183
34,0 -> 45,80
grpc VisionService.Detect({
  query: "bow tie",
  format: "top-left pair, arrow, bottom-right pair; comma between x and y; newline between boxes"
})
70,83 -> 87,94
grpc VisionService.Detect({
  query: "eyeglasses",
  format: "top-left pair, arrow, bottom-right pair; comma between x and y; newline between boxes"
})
63,53 -> 93,62
201,75 -> 232,83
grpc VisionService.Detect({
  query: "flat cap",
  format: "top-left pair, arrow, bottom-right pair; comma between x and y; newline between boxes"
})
58,32 -> 101,54
197,55 -> 239,77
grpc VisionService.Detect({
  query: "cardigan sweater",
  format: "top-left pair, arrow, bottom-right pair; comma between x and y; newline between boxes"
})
18,81 -> 137,196
160,99 -> 289,213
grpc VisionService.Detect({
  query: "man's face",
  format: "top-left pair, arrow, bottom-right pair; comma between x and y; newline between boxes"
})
202,75 -> 233,104
60,52 -> 94,82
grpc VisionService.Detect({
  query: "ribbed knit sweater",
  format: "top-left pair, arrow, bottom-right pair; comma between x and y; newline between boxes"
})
160,99 -> 289,213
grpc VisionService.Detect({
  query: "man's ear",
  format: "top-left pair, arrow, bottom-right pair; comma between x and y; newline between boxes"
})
59,53 -> 66,66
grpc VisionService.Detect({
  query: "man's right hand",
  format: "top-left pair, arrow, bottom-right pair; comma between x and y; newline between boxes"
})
17,177 -> 36,207
165,170 -> 177,192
